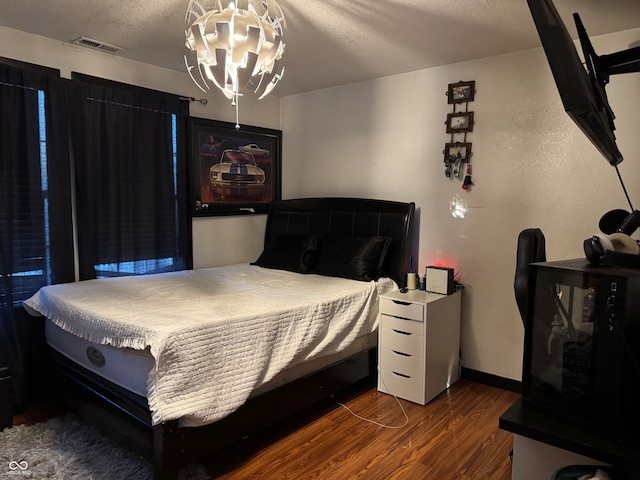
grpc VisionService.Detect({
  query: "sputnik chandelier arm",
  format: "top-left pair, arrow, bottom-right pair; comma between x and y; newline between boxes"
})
184,0 -> 286,129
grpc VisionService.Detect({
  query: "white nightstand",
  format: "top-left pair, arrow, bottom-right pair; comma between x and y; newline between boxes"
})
378,289 -> 461,405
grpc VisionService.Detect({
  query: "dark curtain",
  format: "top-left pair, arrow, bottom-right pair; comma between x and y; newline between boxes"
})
0,64 -> 74,410
68,76 -> 191,279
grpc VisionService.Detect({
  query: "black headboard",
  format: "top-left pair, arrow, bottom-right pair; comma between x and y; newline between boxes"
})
264,197 -> 415,288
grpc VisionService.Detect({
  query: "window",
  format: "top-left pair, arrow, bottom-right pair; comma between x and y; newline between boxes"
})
0,70 -> 73,305
1,62 -> 74,408
3,90 -> 51,298
68,75 -> 191,280
92,113 -> 181,278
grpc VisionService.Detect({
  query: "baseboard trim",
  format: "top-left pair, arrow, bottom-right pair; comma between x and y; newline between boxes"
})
461,367 -> 521,394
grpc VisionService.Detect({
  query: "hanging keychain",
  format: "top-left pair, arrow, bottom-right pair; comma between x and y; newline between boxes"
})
453,145 -> 464,178
462,163 -> 474,190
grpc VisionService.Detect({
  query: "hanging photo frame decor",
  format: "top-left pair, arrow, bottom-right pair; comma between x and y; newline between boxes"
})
443,79 -> 476,189
446,111 -> 474,133
447,80 -> 475,104
443,142 -> 473,163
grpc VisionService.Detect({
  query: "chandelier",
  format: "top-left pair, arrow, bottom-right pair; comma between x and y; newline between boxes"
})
184,0 -> 286,128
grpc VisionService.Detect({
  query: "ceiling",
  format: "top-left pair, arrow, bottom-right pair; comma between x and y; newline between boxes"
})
1,0 -> 640,97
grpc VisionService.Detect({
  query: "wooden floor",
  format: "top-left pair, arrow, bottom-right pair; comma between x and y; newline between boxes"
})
14,380 -> 519,479
201,380 -> 519,479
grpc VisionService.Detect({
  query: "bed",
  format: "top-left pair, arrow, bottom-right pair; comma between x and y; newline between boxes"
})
23,197 -> 415,479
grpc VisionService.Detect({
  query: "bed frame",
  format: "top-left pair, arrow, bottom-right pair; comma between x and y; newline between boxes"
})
43,197 -> 415,479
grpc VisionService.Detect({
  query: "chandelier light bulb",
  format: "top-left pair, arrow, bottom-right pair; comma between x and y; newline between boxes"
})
184,0 -> 286,128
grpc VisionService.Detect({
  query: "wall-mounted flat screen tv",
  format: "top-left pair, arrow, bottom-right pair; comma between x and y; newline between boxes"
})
527,0 -> 640,167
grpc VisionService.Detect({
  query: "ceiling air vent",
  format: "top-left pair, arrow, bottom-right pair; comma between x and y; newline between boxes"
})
70,37 -> 124,54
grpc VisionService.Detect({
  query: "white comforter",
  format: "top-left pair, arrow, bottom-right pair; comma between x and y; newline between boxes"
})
23,264 -> 395,427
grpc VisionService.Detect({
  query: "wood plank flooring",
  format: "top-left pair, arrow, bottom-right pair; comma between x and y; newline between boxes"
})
13,379 -> 519,479
200,380 -> 519,479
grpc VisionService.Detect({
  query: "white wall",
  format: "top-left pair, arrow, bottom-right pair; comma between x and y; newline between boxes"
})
0,25 -> 280,269
281,28 -> 640,380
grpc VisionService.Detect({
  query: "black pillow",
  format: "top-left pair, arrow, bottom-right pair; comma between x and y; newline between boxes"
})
251,233 -> 324,273
313,235 -> 392,281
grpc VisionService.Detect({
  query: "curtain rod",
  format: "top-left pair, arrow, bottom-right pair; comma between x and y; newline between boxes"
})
180,96 -> 208,105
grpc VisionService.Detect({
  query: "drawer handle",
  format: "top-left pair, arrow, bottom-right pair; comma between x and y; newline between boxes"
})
391,300 -> 412,306
392,371 -> 411,379
392,350 -> 411,357
392,329 -> 411,336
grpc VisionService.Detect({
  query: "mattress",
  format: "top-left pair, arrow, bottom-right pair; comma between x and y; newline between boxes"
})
25,264 -> 395,427
45,320 -> 154,397
45,319 -> 377,400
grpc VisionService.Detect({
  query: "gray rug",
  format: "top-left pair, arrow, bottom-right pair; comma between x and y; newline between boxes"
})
0,414 -> 210,479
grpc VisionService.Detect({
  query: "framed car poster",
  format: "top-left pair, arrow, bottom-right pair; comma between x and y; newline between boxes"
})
189,117 -> 282,216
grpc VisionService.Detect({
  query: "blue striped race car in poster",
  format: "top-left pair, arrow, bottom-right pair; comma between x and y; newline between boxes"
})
209,149 -> 266,201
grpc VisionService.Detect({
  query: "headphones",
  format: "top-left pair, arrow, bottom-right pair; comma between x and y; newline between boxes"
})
583,209 -> 640,267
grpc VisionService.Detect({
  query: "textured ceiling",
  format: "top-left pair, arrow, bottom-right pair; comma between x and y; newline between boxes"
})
1,0 -> 640,97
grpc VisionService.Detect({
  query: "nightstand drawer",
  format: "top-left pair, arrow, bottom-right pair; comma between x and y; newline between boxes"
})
380,298 -> 424,321
380,314 -> 423,335
380,327 -> 423,357
380,348 -> 423,378
379,369 -> 424,404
